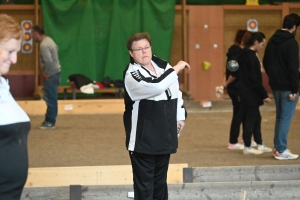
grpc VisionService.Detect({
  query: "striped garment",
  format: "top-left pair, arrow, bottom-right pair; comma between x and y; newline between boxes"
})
123,56 -> 186,155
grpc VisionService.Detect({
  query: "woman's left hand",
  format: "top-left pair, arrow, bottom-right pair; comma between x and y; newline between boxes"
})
177,120 -> 185,135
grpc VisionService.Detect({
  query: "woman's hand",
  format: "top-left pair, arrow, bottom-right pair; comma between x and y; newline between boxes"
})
173,61 -> 190,74
177,120 -> 185,136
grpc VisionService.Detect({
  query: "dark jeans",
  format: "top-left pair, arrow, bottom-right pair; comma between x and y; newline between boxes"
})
242,105 -> 263,148
44,72 -> 60,125
227,88 -> 244,144
129,152 -> 170,200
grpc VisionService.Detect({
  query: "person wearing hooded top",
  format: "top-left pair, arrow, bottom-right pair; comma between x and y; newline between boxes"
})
237,31 -> 272,155
263,13 -> 300,160
123,32 -> 190,200
224,29 -> 258,150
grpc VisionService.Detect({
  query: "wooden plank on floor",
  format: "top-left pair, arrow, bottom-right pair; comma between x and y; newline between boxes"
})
25,164 -> 188,188
297,100 -> 300,110
17,99 -> 124,115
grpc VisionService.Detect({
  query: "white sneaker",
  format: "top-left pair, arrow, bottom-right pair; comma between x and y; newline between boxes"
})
242,140 -> 257,147
251,141 -> 257,147
274,149 -> 299,160
228,143 -> 244,150
257,144 -> 272,153
243,147 -> 263,155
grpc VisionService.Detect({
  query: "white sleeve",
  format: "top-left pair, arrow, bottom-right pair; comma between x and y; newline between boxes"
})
176,89 -> 186,121
125,68 -> 178,101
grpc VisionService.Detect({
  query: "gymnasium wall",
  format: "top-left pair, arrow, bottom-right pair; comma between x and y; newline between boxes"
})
2,3 -> 300,100
176,4 -> 300,100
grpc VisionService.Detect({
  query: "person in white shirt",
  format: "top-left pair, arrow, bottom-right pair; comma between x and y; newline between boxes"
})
0,14 -> 30,200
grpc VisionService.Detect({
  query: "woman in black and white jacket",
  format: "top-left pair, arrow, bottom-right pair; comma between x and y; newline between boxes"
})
123,32 -> 190,200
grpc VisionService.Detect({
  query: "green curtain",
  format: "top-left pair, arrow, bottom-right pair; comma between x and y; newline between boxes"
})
41,0 -> 176,85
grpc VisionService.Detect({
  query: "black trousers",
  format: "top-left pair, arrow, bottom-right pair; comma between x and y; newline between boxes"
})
227,88 -> 244,144
242,105 -> 263,147
0,122 -> 30,200
129,152 -> 170,200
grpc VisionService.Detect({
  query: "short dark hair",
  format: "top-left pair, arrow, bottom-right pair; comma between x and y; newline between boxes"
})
126,32 -> 151,51
32,25 -> 44,35
282,13 -> 300,29
234,29 -> 247,45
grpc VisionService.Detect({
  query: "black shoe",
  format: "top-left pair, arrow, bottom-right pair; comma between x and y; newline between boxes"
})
39,121 -> 55,129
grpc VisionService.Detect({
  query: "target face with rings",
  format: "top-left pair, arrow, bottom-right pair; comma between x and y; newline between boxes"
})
23,22 -> 32,30
247,19 -> 258,32
25,33 -> 31,41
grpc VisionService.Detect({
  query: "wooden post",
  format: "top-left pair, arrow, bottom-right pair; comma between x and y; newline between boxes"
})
181,0 -> 188,93
34,0 -> 40,98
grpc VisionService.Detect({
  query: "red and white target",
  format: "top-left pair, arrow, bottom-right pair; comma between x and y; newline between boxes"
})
247,19 -> 258,32
21,20 -> 33,54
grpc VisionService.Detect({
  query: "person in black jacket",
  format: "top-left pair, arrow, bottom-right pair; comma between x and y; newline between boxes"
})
263,13 -> 300,160
224,29 -> 258,150
123,32 -> 190,200
238,31 -> 272,155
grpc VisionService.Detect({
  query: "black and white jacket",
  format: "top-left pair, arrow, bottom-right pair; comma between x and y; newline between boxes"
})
123,56 -> 186,155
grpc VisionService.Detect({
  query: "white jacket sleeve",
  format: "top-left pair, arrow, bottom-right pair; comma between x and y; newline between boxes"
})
176,89 -> 186,121
125,67 -> 178,101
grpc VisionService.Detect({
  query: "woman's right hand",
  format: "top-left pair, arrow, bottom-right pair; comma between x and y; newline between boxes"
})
173,61 -> 190,73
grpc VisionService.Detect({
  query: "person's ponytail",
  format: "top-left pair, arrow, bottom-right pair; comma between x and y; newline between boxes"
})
242,31 -> 252,48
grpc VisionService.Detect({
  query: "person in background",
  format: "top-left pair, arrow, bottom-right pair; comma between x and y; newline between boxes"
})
31,25 -> 61,129
0,14 -> 30,200
263,13 -> 300,160
237,31 -> 272,155
123,32 -> 190,200
223,29 -> 258,150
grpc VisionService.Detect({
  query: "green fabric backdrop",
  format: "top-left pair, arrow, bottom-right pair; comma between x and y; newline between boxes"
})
41,0 -> 176,85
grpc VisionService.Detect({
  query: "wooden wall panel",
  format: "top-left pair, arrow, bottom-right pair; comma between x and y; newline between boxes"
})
224,10 -> 281,94
290,8 -> 300,43
4,74 -> 35,98
224,10 -> 281,65
170,10 -> 184,66
188,6 -> 224,100
170,9 -> 189,91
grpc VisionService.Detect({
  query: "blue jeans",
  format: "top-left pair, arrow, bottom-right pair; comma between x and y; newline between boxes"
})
272,90 -> 299,152
44,72 -> 60,125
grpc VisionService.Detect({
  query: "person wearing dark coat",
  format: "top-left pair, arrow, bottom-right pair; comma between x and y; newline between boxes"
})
237,31 -> 272,155
263,13 -> 300,160
224,29 -> 258,150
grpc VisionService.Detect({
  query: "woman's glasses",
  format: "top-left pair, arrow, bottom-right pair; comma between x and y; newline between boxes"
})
131,46 -> 151,53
